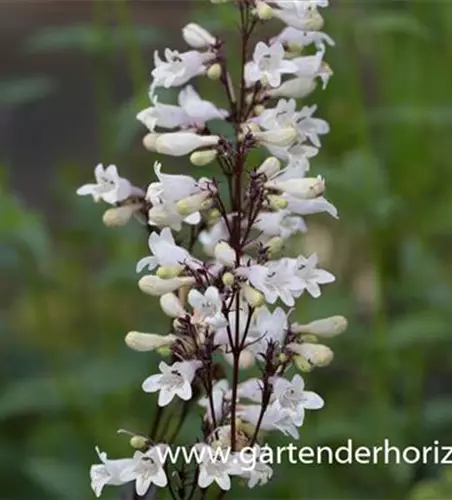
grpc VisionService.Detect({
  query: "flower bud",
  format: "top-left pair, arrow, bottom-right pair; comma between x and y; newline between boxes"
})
214,241 -> 236,267
155,132 -> 220,157
253,104 -> 265,116
293,355 -> 313,372
125,331 -> 177,352
177,192 -> 212,216
267,194 -> 288,210
243,284 -> 265,308
287,342 -> 334,368
253,127 -> 297,147
156,265 -> 183,279
143,133 -> 160,151
206,208 -> 221,223
266,76 -> 316,100
265,176 -> 325,199
160,293 -> 187,318
257,156 -> 281,178
182,23 -> 215,49
266,236 -> 284,256
254,0 -> 273,20
292,316 -> 348,338
102,205 -> 139,227
138,275 -> 196,296
157,346 -> 172,357
222,272 -> 235,287
148,205 -> 173,227
207,63 -> 222,80
130,435 -> 148,449
190,149 -> 218,166
304,9 -> 324,31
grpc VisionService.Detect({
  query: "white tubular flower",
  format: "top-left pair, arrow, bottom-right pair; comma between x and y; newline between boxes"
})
125,332 -> 177,352
119,446 -> 169,494
214,241 -> 236,267
150,48 -> 211,96
294,253 -> 335,298
77,164 -> 134,204
292,315 -> 348,337
265,176 -> 325,199
183,23 -> 216,49
266,76 -> 317,99
234,445 -> 273,488
244,41 -> 297,88
136,228 -> 199,275
199,218 -> 230,256
138,275 -> 196,296
155,132 -> 220,156
246,306 -> 288,353
253,210 -> 307,240
253,127 -> 297,147
272,374 -> 324,426
256,156 -> 281,178
272,26 -> 335,51
188,286 -> 228,329
160,293 -> 187,318
142,360 -> 202,406
237,403 -> 300,439
287,342 -> 334,367
285,195 -> 338,219
272,1 -> 325,31
198,379 -> 231,422
102,204 -> 140,227
90,447 -> 132,498
137,85 -> 227,132
195,443 -> 237,490
238,260 -> 303,306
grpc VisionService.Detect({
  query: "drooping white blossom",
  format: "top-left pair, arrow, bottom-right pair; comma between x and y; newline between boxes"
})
90,447 -> 132,497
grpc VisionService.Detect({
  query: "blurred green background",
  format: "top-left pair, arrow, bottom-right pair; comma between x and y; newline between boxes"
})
1,0 -> 452,499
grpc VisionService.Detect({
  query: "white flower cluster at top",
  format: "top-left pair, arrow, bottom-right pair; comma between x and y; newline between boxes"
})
78,0 -> 347,497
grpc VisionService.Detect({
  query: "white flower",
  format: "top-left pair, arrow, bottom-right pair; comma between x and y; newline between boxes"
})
142,360 -> 202,406
183,23 -> 216,49
291,315 -> 347,337
239,259 -> 303,306
138,275 -> 196,296
155,132 -> 220,157
246,306 -> 288,354
272,374 -> 324,426
137,85 -> 227,132
136,228 -> 198,274
272,26 -> 335,51
90,447 -> 132,497
199,219 -> 230,256
285,195 -> 338,219
214,241 -> 236,267
253,210 -> 307,239
146,161 -> 210,230
77,164 -> 133,205
237,403 -> 300,438
188,286 -> 228,329
244,42 -> 297,88
150,48 -> 210,96
287,342 -> 334,367
198,379 -> 231,422
160,293 -> 188,318
233,445 -> 273,488
272,1 -> 325,31
195,443 -> 236,490
125,332 -> 177,352
294,253 -> 335,298
120,446 -> 169,495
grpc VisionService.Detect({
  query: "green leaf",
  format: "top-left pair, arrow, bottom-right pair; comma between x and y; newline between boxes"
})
0,77 -> 55,107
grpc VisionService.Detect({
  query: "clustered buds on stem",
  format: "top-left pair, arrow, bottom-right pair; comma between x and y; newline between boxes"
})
78,1 -> 346,498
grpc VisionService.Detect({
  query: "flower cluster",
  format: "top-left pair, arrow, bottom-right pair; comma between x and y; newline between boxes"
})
78,0 -> 347,497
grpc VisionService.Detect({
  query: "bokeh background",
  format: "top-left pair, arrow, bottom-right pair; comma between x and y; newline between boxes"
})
1,0 -> 452,499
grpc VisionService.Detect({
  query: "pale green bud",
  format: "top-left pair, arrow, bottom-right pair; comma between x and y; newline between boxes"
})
130,435 -> 149,449
292,316 -> 348,338
125,331 -> 177,352
102,205 -> 139,227
266,236 -> 284,256
156,265 -> 183,279
267,195 -> 288,210
222,272 -> 235,287
207,63 -> 222,80
176,192 -> 212,216
254,0 -> 273,20
288,342 -> 334,368
243,284 -> 265,308
190,149 -> 218,166
138,275 -> 196,296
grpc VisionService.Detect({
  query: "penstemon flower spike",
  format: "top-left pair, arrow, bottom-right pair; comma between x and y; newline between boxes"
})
78,1 -> 346,498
